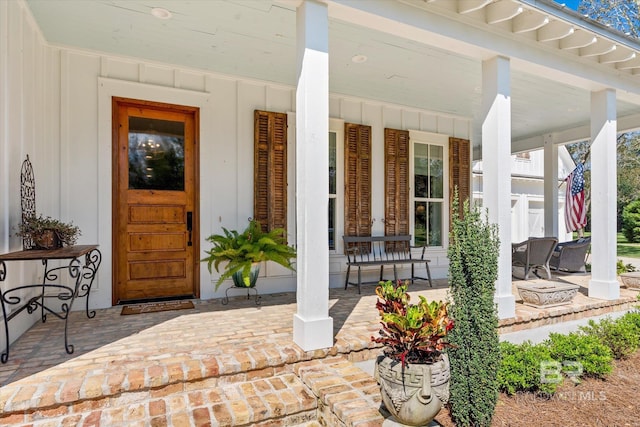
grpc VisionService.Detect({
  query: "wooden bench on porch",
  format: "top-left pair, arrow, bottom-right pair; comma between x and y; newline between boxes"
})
343,235 -> 432,294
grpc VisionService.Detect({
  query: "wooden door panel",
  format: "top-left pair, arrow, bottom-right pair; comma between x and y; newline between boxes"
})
113,98 -> 199,304
129,233 -> 186,252
129,205 -> 185,224
130,260 -> 186,280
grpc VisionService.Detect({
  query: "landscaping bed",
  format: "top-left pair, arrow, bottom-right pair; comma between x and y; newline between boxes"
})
435,343 -> 640,426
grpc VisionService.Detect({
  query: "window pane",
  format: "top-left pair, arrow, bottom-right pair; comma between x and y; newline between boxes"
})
128,117 -> 185,190
428,202 -> 443,246
329,132 -> 337,194
414,201 -> 427,246
328,198 -> 336,250
429,145 -> 443,198
414,143 -> 429,198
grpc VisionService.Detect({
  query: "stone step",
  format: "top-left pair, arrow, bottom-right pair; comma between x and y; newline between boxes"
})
2,371 -> 317,426
295,357 -> 385,427
1,356 -> 387,427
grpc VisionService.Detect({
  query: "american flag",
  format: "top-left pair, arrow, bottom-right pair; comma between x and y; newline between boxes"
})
564,163 -> 587,233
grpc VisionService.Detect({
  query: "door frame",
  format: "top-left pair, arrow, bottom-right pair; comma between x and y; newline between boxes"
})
111,97 -> 200,305
98,77 -> 211,307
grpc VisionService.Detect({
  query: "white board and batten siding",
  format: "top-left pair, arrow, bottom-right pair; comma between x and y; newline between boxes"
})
1,1 -> 469,351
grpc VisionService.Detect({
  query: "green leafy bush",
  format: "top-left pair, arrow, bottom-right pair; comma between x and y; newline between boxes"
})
546,332 -> 613,378
617,259 -> 637,274
497,341 -> 558,395
580,312 -> 640,359
447,193 -> 500,427
622,200 -> 640,243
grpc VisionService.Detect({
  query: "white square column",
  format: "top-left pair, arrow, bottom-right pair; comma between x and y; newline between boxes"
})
543,134 -> 559,238
482,56 -> 516,319
293,0 -> 333,351
589,89 -> 619,300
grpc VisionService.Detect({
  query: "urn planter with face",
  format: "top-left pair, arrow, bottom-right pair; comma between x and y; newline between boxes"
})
372,280 -> 454,426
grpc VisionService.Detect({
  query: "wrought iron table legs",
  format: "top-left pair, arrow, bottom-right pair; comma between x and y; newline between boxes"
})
0,248 -> 101,363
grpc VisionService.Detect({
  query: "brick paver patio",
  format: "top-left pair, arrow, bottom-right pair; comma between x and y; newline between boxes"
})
0,276 -> 637,426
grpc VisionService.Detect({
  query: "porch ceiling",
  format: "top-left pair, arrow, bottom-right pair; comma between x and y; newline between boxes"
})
25,0 -> 640,150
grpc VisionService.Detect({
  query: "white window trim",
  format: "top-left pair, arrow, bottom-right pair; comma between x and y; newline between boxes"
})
287,113 -> 297,245
409,130 -> 449,250
286,115 -> 345,253
329,118 -> 345,254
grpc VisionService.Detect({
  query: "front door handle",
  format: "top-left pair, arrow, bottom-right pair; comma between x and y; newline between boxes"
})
186,212 -> 193,246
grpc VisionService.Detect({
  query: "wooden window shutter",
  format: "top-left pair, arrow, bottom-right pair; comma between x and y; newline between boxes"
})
449,137 -> 471,222
384,128 -> 410,239
254,110 -> 287,232
344,123 -> 372,241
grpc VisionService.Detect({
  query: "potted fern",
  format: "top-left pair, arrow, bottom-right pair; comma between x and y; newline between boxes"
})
202,219 -> 296,290
372,279 -> 454,426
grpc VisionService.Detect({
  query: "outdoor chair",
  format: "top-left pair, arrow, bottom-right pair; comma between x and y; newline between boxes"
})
512,237 -> 558,280
550,237 -> 591,273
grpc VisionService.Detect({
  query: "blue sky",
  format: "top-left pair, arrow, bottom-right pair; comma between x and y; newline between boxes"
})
554,0 -> 580,10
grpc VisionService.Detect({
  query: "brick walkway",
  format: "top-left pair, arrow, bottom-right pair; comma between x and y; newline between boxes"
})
0,277 -> 637,426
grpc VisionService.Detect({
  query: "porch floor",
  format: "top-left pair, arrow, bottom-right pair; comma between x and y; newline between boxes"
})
0,275 -> 638,426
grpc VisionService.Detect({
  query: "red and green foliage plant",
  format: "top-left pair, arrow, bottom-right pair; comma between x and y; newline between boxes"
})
372,279 -> 454,365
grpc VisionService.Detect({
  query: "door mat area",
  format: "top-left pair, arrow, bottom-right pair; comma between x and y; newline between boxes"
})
121,300 -> 195,315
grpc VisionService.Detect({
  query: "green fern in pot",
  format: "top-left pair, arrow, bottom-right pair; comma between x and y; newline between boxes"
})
202,219 -> 296,290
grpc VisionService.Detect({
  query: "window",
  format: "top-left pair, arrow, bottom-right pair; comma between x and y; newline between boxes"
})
412,140 -> 445,247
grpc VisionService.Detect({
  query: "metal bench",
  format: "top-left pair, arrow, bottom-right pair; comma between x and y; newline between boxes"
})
343,235 -> 432,294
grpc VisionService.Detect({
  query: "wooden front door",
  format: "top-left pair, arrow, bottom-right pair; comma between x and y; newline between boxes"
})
113,98 -> 199,304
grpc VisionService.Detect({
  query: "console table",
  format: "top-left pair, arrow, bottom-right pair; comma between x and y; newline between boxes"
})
0,245 -> 101,363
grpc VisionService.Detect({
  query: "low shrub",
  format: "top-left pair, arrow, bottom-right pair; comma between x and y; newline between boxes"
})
580,312 -> 640,359
546,332 -> 613,378
497,314 -> 640,396
497,341 -> 557,395
617,259 -> 637,275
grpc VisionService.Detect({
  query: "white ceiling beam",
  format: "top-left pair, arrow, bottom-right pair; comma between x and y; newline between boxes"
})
512,10 -> 549,34
616,56 -> 640,70
537,20 -> 574,42
486,1 -> 523,25
512,113 -> 640,150
458,0 -> 492,14
579,39 -> 616,57
600,48 -> 635,64
559,30 -> 597,50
